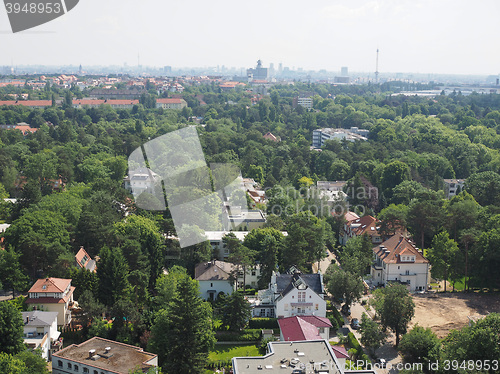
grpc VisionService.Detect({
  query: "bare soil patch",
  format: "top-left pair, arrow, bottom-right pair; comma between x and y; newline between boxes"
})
410,292 -> 500,338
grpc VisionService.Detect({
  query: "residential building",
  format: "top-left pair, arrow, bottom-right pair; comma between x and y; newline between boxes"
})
52,337 -> 158,374
252,270 -> 326,318
444,178 -> 465,198
25,278 -> 76,327
204,230 -> 286,261
72,99 -> 139,109
224,208 -> 266,231
0,123 -> 38,135
89,89 -> 145,100
340,215 -> 382,246
232,339 -> 377,374
123,168 -> 162,198
21,311 -> 62,361
312,127 -> 370,148
371,235 -> 430,292
194,260 -> 262,300
0,100 -> 52,109
194,260 -> 236,301
75,247 -> 96,273
315,181 -> 348,206
278,315 -> 332,341
155,98 -> 187,110
293,97 -> 314,110
263,132 -> 279,142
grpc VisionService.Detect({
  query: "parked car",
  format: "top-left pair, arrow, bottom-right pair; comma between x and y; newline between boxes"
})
350,318 -> 360,329
377,358 -> 386,368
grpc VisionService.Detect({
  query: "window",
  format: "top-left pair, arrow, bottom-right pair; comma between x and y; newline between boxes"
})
315,304 -> 319,310
405,270 -> 410,275
74,365 -> 79,372
94,371 -> 98,374
252,270 -> 256,276
284,304 -> 289,311
83,368 -> 89,373
298,292 -> 306,303
68,363 -> 72,369
58,361 -> 62,368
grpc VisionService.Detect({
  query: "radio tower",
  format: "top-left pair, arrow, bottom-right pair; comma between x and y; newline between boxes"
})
375,48 -> 379,83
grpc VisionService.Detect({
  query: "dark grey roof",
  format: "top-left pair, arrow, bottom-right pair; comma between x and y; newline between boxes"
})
21,311 -> 58,326
276,273 -> 323,296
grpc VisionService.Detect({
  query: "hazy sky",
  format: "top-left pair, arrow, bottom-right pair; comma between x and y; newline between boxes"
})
0,0 -> 499,75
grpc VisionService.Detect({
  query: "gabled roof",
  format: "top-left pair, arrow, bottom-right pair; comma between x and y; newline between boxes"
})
28,278 -> 71,293
194,260 -> 234,281
278,316 -> 322,341
347,215 -> 379,237
374,235 -> 429,264
75,247 -> 96,272
276,273 -> 323,296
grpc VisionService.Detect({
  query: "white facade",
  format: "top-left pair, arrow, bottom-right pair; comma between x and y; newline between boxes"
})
198,279 -> 235,301
371,235 -> 430,292
275,287 -> 326,319
444,179 -> 465,198
22,311 -> 60,361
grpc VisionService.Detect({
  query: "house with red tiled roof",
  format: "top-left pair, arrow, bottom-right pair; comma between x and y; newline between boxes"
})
75,247 -> 96,273
278,315 -> 332,342
371,235 -> 430,292
25,278 -> 76,327
340,215 -> 382,245
263,132 -> 280,142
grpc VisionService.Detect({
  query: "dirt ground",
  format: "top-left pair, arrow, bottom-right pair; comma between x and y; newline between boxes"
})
410,292 -> 500,338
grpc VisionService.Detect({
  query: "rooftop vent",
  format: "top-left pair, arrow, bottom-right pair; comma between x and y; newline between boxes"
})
88,349 -> 95,358
105,347 -> 111,353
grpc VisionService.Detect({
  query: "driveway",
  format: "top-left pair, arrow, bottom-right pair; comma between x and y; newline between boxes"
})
312,248 -> 338,274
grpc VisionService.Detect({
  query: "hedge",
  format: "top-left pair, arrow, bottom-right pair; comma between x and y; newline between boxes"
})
332,307 -> 344,326
216,329 -> 261,342
347,332 -> 364,361
248,318 -> 279,329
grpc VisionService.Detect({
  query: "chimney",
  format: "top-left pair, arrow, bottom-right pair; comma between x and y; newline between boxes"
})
89,349 -> 95,358
105,347 -> 111,354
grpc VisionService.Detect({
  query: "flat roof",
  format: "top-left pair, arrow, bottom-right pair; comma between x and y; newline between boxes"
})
233,340 -> 343,374
53,337 -> 157,374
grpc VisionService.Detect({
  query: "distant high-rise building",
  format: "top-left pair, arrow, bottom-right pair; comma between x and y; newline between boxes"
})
247,60 -> 268,81
269,63 -> 275,76
164,66 -> 172,74
278,62 -> 283,74
341,66 -> 348,76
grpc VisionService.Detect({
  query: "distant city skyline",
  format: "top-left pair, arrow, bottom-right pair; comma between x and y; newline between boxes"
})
0,0 -> 499,76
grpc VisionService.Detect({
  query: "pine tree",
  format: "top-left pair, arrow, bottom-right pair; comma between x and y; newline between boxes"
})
149,275 -> 215,374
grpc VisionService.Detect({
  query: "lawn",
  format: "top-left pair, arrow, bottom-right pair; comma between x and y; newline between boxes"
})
209,343 -> 260,362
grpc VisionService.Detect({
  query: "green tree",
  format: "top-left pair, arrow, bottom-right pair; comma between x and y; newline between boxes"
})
378,204 -> 409,238
97,246 -> 130,307
359,312 -> 387,355
148,275 -> 215,374
324,264 -> 364,309
14,349 -> 50,374
466,171 -> 500,207
380,161 -> 411,199
427,232 -> 460,292
441,313 -> 500,373
340,234 -> 373,277
398,325 -> 440,368
225,233 -> 256,289
372,283 -> 415,347
0,352 -> 27,374
0,249 -> 29,295
0,301 -> 24,355
221,291 -> 251,331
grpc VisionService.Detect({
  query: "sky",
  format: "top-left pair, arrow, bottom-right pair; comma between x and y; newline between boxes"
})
0,0 -> 499,75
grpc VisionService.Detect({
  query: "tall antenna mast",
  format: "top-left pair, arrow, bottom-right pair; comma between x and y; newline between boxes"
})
375,48 -> 379,83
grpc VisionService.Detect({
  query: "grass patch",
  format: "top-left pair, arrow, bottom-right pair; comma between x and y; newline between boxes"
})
209,344 -> 260,362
